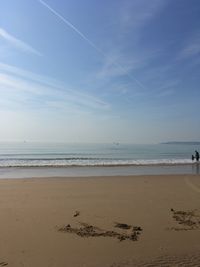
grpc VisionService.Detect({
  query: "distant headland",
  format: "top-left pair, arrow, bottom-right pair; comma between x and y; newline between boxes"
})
161,141 -> 200,145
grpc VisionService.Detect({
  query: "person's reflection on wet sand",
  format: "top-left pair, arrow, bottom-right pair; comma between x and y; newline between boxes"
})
192,162 -> 199,174
196,162 -> 199,175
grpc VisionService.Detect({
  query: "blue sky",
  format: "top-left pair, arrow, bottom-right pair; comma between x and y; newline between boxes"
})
0,0 -> 200,143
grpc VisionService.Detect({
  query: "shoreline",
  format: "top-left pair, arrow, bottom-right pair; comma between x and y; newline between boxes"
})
0,163 -> 199,179
0,174 -> 200,266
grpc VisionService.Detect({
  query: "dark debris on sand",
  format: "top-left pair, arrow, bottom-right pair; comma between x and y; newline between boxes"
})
58,222 -> 143,242
114,222 -> 132,230
73,210 -> 80,217
170,209 -> 200,230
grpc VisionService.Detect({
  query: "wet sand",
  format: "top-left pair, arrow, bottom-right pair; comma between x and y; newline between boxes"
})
0,174 -> 200,266
0,164 -> 199,179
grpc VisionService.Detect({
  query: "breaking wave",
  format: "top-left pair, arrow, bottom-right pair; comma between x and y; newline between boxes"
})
0,157 -> 193,167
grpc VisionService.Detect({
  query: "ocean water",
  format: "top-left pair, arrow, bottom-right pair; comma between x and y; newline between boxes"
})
0,142 -> 198,168
0,142 -> 200,178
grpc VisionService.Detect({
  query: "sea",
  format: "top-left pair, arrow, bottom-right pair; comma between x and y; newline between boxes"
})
0,142 -> 199,178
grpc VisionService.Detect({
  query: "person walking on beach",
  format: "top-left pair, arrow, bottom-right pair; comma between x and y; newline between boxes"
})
195,150 -> 199,161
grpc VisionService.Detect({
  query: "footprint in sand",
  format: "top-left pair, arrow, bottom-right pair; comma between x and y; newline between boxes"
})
114,222 -> 132,230
0,262 -> 8,266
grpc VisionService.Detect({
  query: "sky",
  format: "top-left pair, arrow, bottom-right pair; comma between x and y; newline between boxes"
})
0,0 -> 200,143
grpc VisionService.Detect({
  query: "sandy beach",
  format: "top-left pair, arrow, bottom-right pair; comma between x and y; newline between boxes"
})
0,174 -> 200,266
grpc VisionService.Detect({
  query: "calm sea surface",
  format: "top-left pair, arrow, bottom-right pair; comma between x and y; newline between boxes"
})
0,142 -> 199,177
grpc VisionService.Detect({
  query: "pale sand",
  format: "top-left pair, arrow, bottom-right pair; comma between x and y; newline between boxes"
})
0,175 -> 200,266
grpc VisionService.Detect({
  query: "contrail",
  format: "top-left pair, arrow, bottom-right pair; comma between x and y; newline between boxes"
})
38,0 -> 104,56
38,0 -> 146,90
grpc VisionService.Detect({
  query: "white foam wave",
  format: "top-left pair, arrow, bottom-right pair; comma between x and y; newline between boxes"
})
0,158 -> 194,167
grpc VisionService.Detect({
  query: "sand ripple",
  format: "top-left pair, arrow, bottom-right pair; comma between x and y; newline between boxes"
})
110,253 -> 200,267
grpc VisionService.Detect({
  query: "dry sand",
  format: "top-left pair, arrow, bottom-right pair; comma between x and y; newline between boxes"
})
0,174 -> 200,266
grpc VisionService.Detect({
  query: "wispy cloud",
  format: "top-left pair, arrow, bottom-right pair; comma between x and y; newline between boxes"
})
91,0 -> 167,91
155,80 -> 180,98
97,51 -> 134,79
177,33 -> 200,60
96,48 -> 160,80
0,28 -> 42,56
0,62 -> 109,111
118,0 -> 166,35
92,47 -> 164,98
